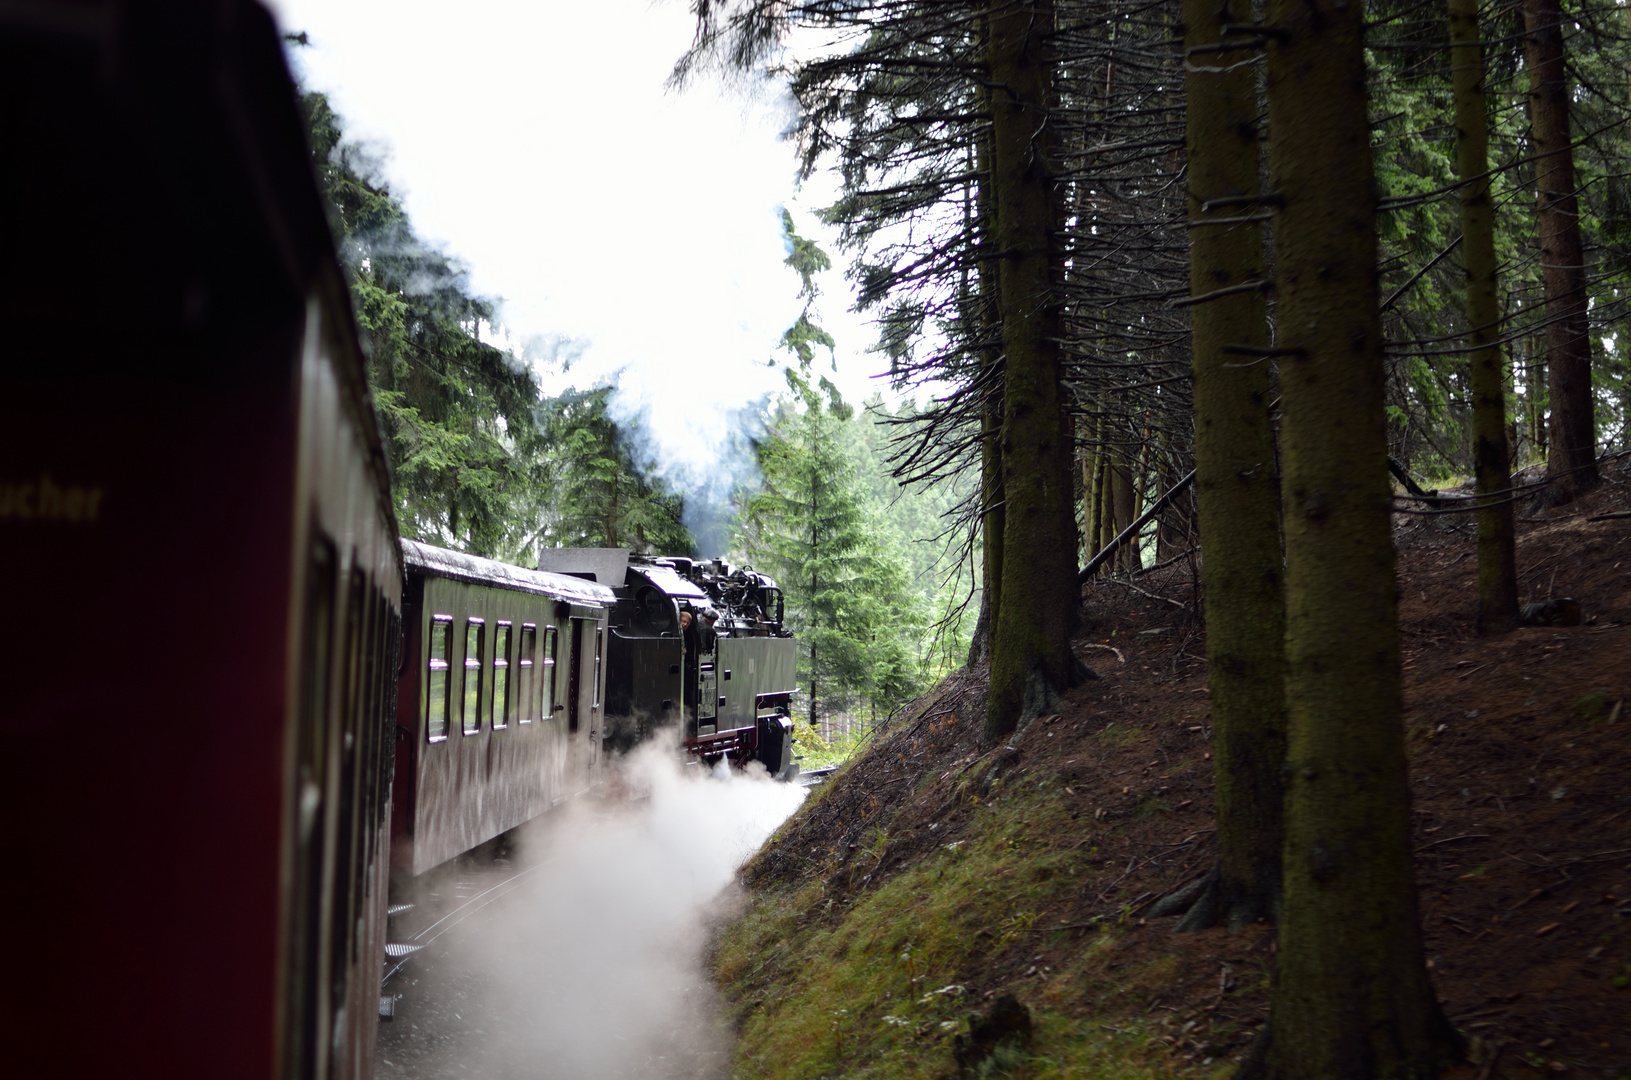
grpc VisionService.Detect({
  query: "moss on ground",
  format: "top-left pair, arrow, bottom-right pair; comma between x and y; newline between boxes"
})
713,768 -> 1226,1080
708,493 -> 1631,1078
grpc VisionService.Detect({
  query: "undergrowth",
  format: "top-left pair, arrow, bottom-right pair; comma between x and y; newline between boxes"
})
795,722 -> 875,770
710,492 -> 1631,1078
713,776 -> 1217,1080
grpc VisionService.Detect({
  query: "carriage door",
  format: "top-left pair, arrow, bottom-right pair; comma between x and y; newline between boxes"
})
589,623 -> 603,767
566,618 -> 583,737
696,631 -> 718,735
285,536 -> 336,1080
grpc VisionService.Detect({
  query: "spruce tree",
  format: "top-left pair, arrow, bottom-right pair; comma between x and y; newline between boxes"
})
1178,0 -> 1286,931
1450,0 -> 1519,631
741,371 -> 921,729
1523,0 -> 1598,503
1248,0 -> 1462,1070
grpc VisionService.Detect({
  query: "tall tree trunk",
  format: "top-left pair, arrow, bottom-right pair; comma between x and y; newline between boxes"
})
1530,346 -> 1547,459
1080,416 -> 1099,567
1126,436 -> 1149,572
809,641 -> 818,735
1524,0 -> 1597,503
1155,427 -> 1181,560
1112,454 -> 1136,572
979,380 -> 1005,662
1451,0 -> 1519,632
985,0 -> 1079,746
1248,0 -> 1463,1071
974,37 -> 1004,672
1100,454 -> 1116,553
1177,0 -> 1285,932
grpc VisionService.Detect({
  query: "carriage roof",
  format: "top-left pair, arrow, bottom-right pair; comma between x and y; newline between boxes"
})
402,540 -> 616,607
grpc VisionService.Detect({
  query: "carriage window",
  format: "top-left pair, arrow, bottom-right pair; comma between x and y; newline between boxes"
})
462,618 -> 484,736
426,616 -> 453,741
593,626 -> 603,708
518,625 -> 536,723
492,622 -> 511,729
541,625 -> 558,719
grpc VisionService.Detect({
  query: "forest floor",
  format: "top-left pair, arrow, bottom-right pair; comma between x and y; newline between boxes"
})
709,460 -> 1631,1080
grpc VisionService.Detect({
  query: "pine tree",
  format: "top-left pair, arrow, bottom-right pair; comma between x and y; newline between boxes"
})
983,0 -> 1082,746
535,386 -> 692,555
741,370 -> 922,730
1178,0 -> 1286,932
298,87 -> 548,558
1524,0 -> 1598,503
1248,0 -> 1463,1070
1450,0 -> 1519,631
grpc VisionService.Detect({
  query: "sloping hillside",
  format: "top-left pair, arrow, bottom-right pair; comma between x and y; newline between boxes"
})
709,467 -> 1631,1080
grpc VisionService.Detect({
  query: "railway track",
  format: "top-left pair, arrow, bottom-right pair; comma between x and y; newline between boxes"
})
380,857 -> 555,1014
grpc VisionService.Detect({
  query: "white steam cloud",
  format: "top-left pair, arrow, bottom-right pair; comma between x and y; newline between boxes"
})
378,738 -> 804,1079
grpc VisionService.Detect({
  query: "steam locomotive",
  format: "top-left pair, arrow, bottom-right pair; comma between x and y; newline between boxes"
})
536,549 -> 799,777
0,3 -> 791,1078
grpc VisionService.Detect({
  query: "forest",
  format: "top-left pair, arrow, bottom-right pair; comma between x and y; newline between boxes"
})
295,0 -> 1631,1071
667,0 -> 1631,1078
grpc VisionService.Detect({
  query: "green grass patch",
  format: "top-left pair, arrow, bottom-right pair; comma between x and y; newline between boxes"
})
712,784 -> 1207,1079
1570,689 -> 1618,727
1098,722 -> 1143,748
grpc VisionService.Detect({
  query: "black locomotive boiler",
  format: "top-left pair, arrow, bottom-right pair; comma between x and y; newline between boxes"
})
536,549 -> 799,777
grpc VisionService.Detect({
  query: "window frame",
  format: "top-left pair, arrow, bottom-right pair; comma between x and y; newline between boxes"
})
425,615 -> 453,743
540,624 -> 558,722
517,624 -> 536,724
492,621 -> 512,729
461,617 -> 485,737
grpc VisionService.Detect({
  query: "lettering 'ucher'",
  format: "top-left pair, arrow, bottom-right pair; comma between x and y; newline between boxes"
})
0,474 -> 105,523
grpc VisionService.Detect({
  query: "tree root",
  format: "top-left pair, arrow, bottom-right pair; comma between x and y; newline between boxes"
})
1148,866 -> 1279,932
1231,1021 -> 1271,1080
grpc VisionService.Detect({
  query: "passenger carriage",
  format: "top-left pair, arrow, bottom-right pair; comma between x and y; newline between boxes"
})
0,2 -> 403,1077
390,542 -> 615,878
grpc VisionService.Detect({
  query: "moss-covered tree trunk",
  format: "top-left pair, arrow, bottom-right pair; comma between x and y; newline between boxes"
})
985,0 -> 1078,745
1249,0 -> 1463,1072
1523,0 -> 1597,504
1179,0 -> 1286,932
1450,0 -> 1519,632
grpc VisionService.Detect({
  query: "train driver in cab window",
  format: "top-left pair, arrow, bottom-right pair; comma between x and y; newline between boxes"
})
679,608 -> 696,659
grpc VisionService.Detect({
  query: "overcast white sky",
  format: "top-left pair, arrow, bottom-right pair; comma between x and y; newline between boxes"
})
265,0 -> 887,493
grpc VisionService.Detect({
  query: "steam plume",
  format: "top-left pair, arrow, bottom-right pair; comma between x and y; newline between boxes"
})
377,737 -> 803,1078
